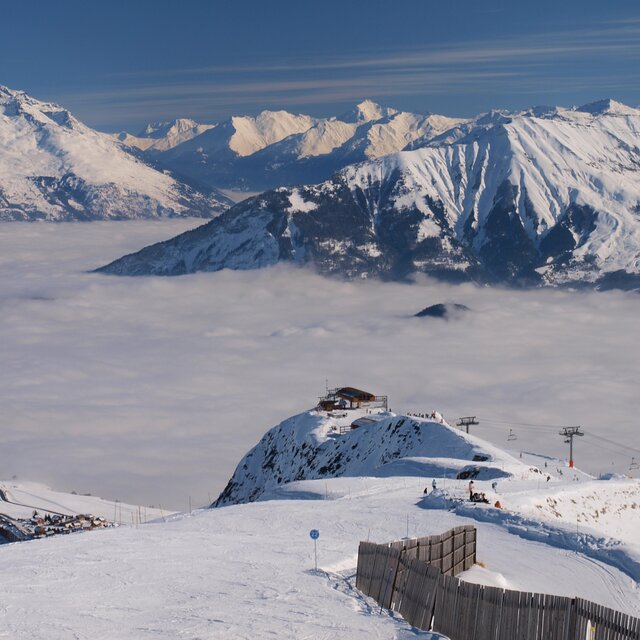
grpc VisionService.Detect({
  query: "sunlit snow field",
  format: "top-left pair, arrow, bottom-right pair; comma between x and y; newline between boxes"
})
1,220 -> 639,509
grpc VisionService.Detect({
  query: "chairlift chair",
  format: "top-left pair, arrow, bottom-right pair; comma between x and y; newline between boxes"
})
507,428 -> 517,441
630,457 -> 639,471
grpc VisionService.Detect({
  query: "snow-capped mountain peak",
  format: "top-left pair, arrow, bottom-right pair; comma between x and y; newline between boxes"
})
152,101 -> 464,191
0,84 -> 231,221
576,98 -> 640,116
140,118 -> 204,138
116,118 -> 216,153
227,110 -> 317,156
1,84 -> 80,130
342,99 -> 399,124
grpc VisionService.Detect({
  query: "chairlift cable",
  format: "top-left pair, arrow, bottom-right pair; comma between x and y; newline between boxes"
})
583,433 -> 640,456
477,417 -> 639,455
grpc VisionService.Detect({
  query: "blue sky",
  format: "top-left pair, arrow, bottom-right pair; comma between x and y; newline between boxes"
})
2,0 -> 639,131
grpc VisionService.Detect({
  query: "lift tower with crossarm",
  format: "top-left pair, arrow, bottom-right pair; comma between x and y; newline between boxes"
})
457,416 -> 479,434
559,426 -> 584,468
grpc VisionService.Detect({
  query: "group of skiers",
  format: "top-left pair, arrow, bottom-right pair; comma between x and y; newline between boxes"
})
467,480 -> 490,503
408,411 -> 446,424
422,478 -> 502,508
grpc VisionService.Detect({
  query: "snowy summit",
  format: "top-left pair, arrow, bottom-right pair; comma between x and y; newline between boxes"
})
0,85 -> 232,221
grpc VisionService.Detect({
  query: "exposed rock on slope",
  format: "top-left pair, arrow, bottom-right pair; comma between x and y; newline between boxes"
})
97,177 -> 481,279
213,409 -> 537,507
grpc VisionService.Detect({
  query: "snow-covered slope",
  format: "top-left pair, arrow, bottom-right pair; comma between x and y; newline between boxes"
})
2,406 -> 639,637
213,406 -> 640,580
214,409 -> 541,507
498,476 -> 640,546
133,101 -> 465,192
0,85 -> 232,220
212,406 -> 640,583
3,475 -> 640,639
99,99 -> 640,288
0,480 -> 169,525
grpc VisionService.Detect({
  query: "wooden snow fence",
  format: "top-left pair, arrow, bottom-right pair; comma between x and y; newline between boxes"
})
356,526 -> 640,640
574,598 -> 640,640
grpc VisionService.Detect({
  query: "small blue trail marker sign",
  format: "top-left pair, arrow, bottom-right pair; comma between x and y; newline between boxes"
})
309,529 -> 320,571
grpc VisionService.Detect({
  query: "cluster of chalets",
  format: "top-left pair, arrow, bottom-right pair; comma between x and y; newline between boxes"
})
29,511 -> 111,539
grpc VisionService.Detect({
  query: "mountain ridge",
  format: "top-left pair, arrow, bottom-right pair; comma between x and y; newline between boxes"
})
120,100 -> 468,192
0,85 -> 232,221
97,99 -> 640,289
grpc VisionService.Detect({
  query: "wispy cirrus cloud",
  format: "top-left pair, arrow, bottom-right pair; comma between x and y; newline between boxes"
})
51,17 -> 640,129
101,20 -> 640,79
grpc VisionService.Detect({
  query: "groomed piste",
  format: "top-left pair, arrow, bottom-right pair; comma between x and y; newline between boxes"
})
2,402 -> 638,638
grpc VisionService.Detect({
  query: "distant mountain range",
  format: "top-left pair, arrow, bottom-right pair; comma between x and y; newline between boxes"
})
99,99 -> 640,289
0,85 -> 231,221
116,99 -> 465,192
3,84 -> 640,289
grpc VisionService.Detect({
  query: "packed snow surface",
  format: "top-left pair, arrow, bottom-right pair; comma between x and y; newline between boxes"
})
1,468 -> 638,638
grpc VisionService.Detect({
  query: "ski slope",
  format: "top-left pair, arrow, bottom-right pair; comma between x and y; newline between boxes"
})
0,480 -> 169,525
1,473 -> 638,639
1,410 -> 638,638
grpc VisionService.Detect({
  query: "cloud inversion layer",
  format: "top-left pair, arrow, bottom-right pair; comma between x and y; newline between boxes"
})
0,220 -> 638,509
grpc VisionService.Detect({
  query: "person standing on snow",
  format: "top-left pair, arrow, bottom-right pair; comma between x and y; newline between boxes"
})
468,480 -> 475,500
432,479 -> 437,492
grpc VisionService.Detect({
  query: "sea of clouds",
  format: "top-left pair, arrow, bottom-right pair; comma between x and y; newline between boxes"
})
1,220 -> 638,510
